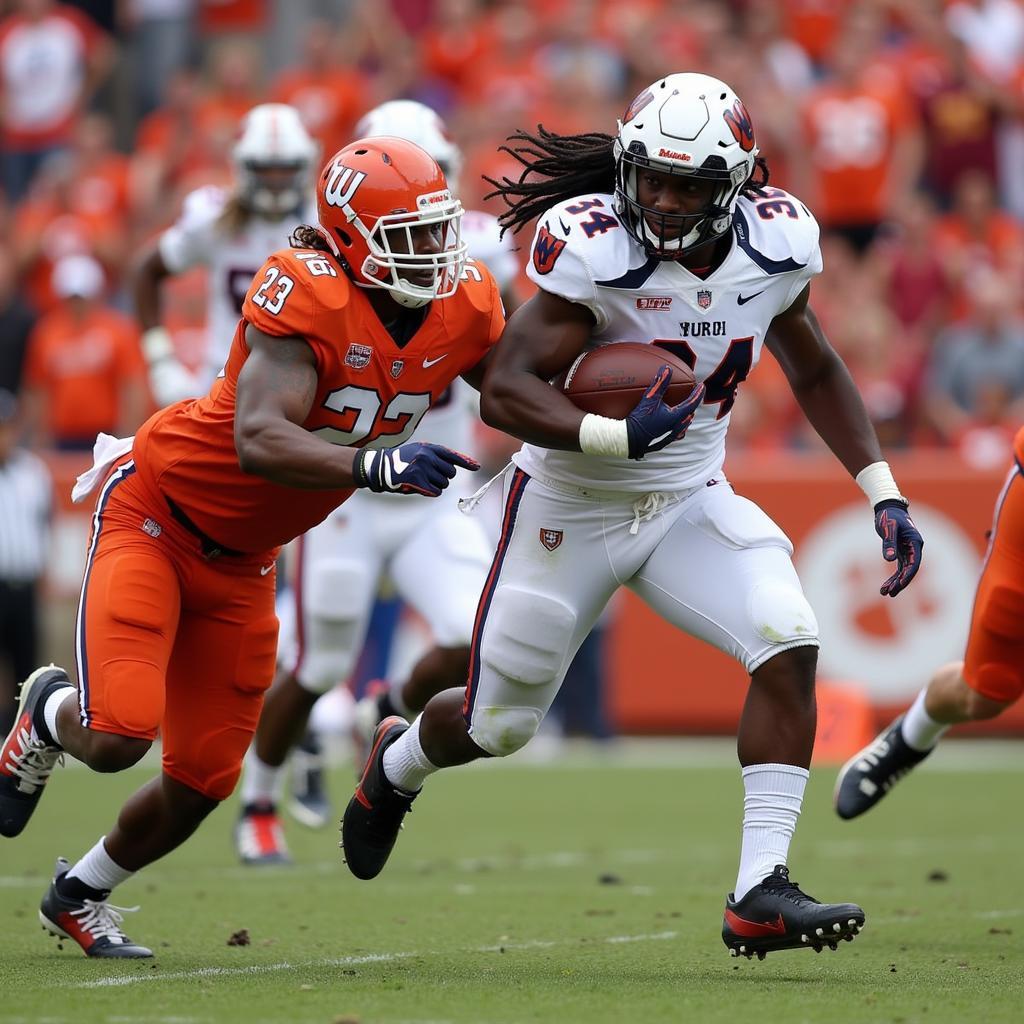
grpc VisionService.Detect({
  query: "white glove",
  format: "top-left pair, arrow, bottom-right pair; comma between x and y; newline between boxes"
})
142,326 -> 203,406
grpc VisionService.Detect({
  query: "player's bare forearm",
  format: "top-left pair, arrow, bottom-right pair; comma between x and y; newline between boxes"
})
767,289 -> 882,478
133,246 -> 169,330
478,290 -> 593,450
235,324 -> 361,489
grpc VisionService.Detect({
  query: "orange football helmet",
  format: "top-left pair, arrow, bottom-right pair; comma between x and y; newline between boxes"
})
316,137 -> 467,308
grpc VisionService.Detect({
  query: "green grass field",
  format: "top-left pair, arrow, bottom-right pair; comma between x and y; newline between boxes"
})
2,739 -> 1022,1024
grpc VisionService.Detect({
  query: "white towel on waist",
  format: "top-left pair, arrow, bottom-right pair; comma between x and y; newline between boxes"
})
71,433 -> 135,504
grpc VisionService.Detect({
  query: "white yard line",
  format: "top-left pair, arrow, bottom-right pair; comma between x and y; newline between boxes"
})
70,931 -> 679,989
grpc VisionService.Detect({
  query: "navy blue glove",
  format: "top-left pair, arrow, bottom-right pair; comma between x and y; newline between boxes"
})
625,365 -> 706,461
355,442 -> 479,497
874,499 -> 924,597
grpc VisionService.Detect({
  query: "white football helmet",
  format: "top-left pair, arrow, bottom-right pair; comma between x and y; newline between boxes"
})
354,99 -> 463,195
613,73 -> 759,257
233,103 -> 319,218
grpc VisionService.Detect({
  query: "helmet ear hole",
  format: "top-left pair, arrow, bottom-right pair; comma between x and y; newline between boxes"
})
334,228 -> 352,248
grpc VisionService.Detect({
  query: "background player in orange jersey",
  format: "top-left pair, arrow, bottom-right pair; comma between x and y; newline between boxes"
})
0,137 -> 505,958
835,424 -> 1024,819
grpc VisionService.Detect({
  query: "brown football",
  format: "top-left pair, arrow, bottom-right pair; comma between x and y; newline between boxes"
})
556,342 -> 697,418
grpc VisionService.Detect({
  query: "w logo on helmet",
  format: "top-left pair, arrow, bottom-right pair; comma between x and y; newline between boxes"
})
723,100 -> 755,153
322,160 -> 367,211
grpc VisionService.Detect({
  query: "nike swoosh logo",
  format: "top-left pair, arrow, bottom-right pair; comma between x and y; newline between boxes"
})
724,908 -> 786,937
736,290 -> 764,306
423,354 -> 448,368
558,217 -> 571,237
260,564 -> 274,576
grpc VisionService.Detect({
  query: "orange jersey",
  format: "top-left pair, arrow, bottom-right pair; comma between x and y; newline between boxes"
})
133,248 -> 504,556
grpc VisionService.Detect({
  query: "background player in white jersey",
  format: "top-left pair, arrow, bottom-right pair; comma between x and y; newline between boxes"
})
342,74 -> 926,960
133,103 -> 319,406
233,100 -> 520,864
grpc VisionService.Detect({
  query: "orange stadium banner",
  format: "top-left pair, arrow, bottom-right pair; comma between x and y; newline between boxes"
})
608,452 -> 1024,737
44,450 -> 1022,737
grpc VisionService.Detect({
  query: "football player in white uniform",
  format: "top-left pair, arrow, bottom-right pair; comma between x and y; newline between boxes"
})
233,100 -> 520,863
133,103 -> 319,406
342,74 -> 926,959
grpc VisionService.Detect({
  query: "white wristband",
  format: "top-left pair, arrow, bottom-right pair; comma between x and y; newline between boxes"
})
855,460 -> 906,507
579,413 -> 630,458
141,326 -> 174,364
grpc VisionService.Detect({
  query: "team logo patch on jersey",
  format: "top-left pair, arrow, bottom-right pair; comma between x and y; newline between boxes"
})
141,518 -> 162,538
345,343 -> 373,370
637,296 -> 673,310
533,225 -> 567,275
697,289 -> 712,310
390,359 -> 404,379
539,528 -> 564,552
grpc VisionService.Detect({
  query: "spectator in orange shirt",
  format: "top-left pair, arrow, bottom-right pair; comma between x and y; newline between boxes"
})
271,19 -> 366,158
932,170 -> 1024,322
22,255 -> 148,451
419,0 -> 493,96
799,16 -> 924,252
0,0 -> 114,202
194,38 -> 263,157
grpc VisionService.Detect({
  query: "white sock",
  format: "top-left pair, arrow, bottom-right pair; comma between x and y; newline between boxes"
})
900,688 -> 948,752
239,747 -> 286,807
734,763 -> 808,901
382,716 -> 438,794
41,686 -> 75,748
67,836 -> 133,893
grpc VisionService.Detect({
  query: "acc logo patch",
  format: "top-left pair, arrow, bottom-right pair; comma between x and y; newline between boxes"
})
390,359 -> 404,379
696,289 -> 712,310
539,528 -> 563,552
723,99 -> 755,153
345,343 -> 373,370
532,224 -> 567,275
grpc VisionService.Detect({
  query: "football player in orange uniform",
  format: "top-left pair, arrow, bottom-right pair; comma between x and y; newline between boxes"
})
836,425 -> 1024,819
0,137 -> 505,958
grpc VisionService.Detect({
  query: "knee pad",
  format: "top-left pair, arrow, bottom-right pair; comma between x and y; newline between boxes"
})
471,705 -> 544,757
295,561 -> 374,693
748,581 -> 819,646
480,587 -> 577,687
977,584 -> 1024,639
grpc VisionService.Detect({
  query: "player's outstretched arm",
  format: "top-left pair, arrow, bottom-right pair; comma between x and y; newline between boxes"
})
766,284 -> 924,596
478,290 -> 594,450
235,325 -> 475,496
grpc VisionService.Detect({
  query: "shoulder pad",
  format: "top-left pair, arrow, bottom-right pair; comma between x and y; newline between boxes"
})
462,209 -> 519,291
177,186 -> 229,233
733,189 -> 821,276
243,249 -> 346,339
457,258 -> 501,315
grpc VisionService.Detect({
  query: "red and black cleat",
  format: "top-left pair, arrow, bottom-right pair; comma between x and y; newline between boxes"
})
341,716 -> 415,880
722,865 -> 865,959
235,801 -> 292,865
39,858 -> 153,958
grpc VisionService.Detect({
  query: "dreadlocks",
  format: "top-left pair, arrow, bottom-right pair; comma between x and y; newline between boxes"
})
483,125 -> 772,238
483,126 -> 617,238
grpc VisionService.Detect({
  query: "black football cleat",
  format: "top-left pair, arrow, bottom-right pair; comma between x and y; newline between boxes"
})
0,666 -> 71,838
39,858 -> 153,958
341,716 -> 416,880
722,865 -> 865,959
834,716 -> 932,820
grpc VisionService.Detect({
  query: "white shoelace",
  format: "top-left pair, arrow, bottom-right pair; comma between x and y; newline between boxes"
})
629,492 -> 673,535
3,727 -> 63,794
71,899 -> 141,944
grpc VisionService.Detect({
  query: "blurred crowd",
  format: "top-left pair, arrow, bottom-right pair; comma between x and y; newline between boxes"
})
2,0 -> 1024,466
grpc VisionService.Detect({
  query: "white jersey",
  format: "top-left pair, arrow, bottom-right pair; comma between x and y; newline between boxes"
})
159,185 -> 317,385
514,188 -> 822,493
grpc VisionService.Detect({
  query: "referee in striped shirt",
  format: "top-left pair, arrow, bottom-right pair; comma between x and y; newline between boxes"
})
0,389 -> 51,734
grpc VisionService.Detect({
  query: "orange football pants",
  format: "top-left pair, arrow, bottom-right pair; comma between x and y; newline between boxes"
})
963,462 -> 1024,704
76,461 -> 279,800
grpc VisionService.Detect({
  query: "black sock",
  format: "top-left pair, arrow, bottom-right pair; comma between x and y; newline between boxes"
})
377,691 -> 401,721
32,682 -> 72,747
56,872 -> 110,902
